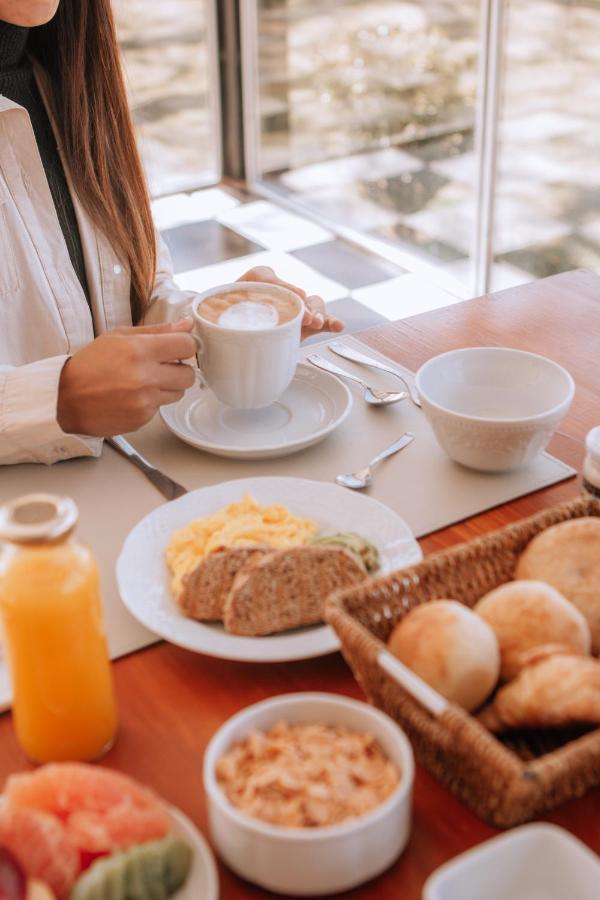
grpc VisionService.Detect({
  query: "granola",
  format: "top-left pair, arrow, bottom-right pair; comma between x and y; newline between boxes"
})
215,721 -> 400,827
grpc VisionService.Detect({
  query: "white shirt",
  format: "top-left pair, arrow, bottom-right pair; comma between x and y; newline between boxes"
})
0,66 -> 196,465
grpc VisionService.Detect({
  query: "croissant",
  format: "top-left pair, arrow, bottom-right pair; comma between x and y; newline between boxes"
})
478,649 -> 600,732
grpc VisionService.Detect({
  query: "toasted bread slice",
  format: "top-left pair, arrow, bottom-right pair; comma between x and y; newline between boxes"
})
223,545 -> 366,636
176,545 -> 269,621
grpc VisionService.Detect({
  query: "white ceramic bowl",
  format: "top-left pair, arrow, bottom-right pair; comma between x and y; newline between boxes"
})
203,692 -> 414,896
415,347 -> 574,472
423,823 -> 600,900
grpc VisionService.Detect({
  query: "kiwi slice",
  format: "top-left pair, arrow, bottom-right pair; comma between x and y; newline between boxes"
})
70,835 -> 192,900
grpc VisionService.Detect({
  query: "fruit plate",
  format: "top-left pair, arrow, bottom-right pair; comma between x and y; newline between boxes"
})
116,476 -> 422,663
0,796 -> 218,900
168,805 -> 219,900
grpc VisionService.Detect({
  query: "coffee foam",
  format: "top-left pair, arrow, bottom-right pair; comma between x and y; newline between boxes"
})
218,301 -> 279,330
198,287 -> 299,330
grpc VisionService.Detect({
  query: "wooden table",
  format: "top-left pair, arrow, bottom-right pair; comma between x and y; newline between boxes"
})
1,269 -> 598,897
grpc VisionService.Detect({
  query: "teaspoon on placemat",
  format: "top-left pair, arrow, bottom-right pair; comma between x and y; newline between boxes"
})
329,341 -> 422,408
336,432 -> 415,490
307,354 -> 407,406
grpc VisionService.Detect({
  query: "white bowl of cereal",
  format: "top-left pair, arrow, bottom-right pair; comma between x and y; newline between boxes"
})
203,692 -> 414,896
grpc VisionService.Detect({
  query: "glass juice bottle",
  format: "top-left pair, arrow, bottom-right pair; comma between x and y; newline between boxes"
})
0,494 -> 117,762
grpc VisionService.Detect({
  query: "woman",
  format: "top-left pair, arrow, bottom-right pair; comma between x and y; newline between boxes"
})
0,0 -> 343,465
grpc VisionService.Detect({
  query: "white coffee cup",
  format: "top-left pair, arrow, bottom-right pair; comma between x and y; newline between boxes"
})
191,282 -> 304,409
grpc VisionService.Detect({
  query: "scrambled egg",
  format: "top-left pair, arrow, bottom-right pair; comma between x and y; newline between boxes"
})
166,495 -> 318,594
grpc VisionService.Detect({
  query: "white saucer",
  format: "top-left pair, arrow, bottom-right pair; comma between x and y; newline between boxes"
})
160,363 -> 352,459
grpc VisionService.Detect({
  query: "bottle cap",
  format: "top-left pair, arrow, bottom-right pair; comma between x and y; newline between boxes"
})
0,494 -> 78,544
585,426 -> 600,463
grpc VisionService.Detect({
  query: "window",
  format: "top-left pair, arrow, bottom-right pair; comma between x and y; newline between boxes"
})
242,0 -> 482,296
115,1 -> 600,303
491,0 -> 600,288
114,0 -> 221,198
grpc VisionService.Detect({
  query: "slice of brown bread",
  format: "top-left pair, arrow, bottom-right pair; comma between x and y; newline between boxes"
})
176,545 -> 270,621
223,545 -> 367,636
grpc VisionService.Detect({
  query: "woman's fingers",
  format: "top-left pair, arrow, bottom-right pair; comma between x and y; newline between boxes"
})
139,317 -> 194,333
301,295 -> 344,336
238,266 -> 307,300
112,319 -> 197,362
158,389 -> 188,406
114,317 -> 194,336
157,362 -> 196,391
274,278 -> 307,300
325,315 -> 344,333
303,294 -> 326,328
144,332 -> 197,363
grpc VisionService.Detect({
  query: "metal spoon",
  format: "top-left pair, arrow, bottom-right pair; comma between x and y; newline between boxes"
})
307,354 -> 407,406
336,432 -> 415,490
329,340 -> 422,407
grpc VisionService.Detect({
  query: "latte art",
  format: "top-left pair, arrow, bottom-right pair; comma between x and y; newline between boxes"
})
198,288 -> 299,331
219,301 -> 278,330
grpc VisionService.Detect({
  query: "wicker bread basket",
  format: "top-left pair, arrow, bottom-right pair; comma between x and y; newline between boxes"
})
326,495 -> 600,828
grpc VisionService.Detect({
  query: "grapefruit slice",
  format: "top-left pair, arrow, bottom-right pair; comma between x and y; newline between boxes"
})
5,764 -> 170,857
0,809 -> 78,899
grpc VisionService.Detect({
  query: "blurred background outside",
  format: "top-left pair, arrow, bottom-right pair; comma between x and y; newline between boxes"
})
113,0 -> 600,303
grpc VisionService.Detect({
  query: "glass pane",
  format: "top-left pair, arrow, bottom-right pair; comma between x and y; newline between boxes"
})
114,0 -> 220,198
492,0 -> 600,289
247,0 -> 482,296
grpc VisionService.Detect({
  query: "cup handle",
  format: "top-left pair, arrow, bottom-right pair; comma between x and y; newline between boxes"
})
191,333 -> 207,390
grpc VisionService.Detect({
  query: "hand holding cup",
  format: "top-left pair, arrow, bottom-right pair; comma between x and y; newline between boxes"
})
57,320 -> 196,436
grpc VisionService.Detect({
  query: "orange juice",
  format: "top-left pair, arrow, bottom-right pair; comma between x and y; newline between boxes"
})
0,494 -> 117,762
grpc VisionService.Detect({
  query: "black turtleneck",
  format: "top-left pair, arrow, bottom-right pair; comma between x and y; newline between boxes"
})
0,19 -> 89,303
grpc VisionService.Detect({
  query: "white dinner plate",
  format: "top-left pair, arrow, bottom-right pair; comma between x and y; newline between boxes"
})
168,804 -> 219,900
116,477 -> 422,663
160,363 -> 352,459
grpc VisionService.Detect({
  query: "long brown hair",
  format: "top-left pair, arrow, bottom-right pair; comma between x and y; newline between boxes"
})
29,0 -> 155,323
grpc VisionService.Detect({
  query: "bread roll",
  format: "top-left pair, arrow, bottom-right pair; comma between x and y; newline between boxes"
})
475,580 -> 591,681
478,651 -> 600,732
515,517 -> 600,652
387,600 -> 500,711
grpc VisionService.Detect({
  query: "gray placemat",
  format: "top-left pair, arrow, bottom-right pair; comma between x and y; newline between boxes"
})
323,337 -> 576,538
0,336 -> 576,709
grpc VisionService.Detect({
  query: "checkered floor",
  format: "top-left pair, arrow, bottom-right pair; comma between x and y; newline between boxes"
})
154,185 -> 465,336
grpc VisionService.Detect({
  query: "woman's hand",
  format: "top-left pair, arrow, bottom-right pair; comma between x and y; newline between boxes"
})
237,266 -> 344,341
57,319 -> 196,437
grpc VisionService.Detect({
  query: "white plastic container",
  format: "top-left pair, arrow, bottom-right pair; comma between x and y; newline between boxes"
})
203,692 -> 414,896
423,823 -> 600,900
